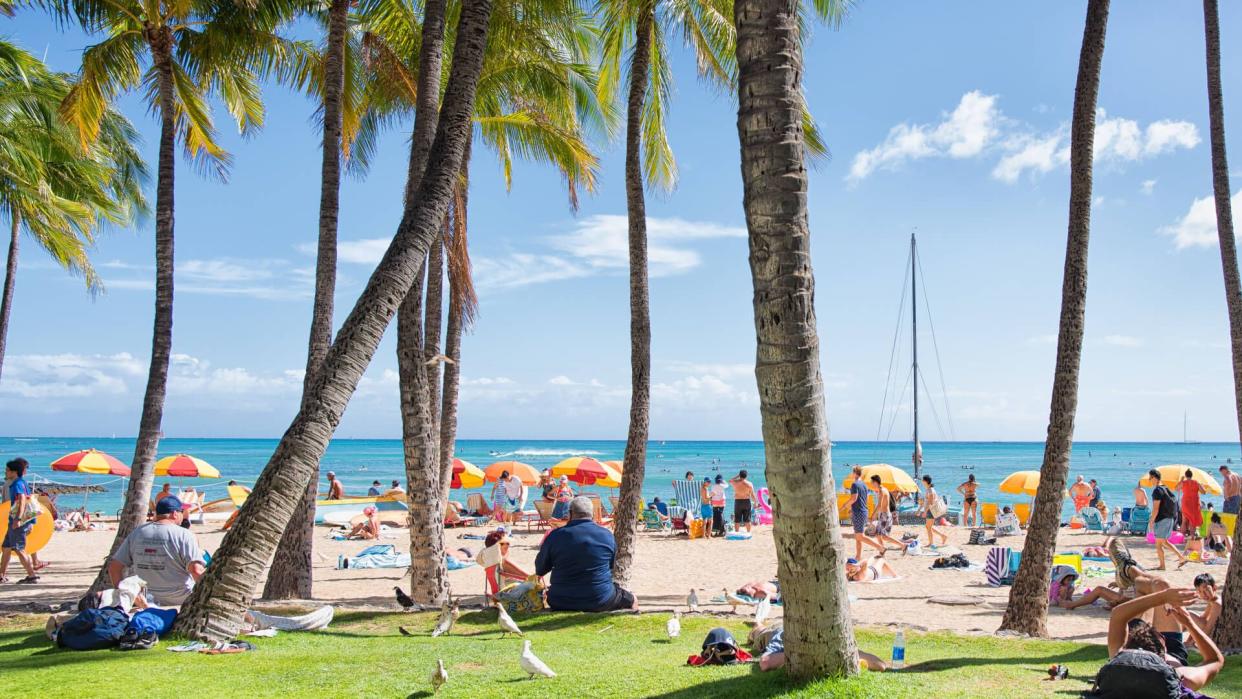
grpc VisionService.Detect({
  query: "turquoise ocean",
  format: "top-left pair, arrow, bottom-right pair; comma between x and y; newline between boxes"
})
5,437 -> 1239,516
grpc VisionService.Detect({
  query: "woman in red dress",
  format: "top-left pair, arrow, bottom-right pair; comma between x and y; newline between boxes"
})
1178,469 -> 1203,535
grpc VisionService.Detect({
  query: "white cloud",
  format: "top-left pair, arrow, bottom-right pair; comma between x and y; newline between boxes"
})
1102,334 -> 1143,348
471,254 -> 594,291
1143,120 -> 1200,155
1159,192 -> 1242,249
548,375 -> 574,386
660,361 -> 753,380
848,91 -> 1001,182
460,376 -> 515,386
992,133 -> 1067,183
1141,179 -> 1157,195
104,258 -> 314,300
0,353 -> 144,399
327,239 -> 392,266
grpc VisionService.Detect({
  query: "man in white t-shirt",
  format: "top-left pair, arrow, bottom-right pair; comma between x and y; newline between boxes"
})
108,496 -> 206,606
504,473 -> 525,524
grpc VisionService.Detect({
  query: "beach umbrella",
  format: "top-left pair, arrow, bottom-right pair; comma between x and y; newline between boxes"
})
603,460 -> 624,474
998,470 -> 1043,497
551,456 -> 611,486
450,458 -> 486,489
1140,465 -> 1223,496
484,461 -> 541,485
154,454 -> 220,479
841,463 -> 918,493
50,449 -> 131,477
594,463 -> 623,488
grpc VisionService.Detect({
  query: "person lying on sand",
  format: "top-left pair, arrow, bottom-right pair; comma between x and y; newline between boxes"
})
751,622 -> 886,672
1049,565 -> 1128,610
845,555 -> 897,582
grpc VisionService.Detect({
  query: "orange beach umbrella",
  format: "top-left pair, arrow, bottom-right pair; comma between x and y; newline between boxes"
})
450,458 -> 486,489
485,461 -> 541,485
50,449 -> 131,477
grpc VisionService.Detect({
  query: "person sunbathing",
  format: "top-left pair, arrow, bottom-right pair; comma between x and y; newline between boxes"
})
845,555 -> 897,582
347,506 -> 381,540
1049,567 -> 1128,610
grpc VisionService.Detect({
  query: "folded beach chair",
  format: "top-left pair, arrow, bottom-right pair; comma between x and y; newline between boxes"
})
466,493 -> 492,517
980,503 -> 998,526
608,496 -> 619,514
1013,503 -> 1031,528
533,500 -> 566,530
672,479 -> 701,513
669,506 -> 689,531
985,547 -> 1010,587
1079,507 -> 1104,532
641,509 -> 669,531
1002,551 -> 1022,585
1127,506 -> 1150,535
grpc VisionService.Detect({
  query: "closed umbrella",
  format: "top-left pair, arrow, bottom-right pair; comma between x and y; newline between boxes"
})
841,463 -> 918,493
1140,465 -> 1223,496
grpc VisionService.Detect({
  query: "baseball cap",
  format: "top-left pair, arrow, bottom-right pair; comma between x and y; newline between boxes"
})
155,496 -> 183,515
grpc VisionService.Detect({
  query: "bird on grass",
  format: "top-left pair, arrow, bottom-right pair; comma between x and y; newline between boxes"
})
519,640 -> 556,679
431,599 -> 460,637
754,593 -> 771,625
723,588 -> 749,614
430,659 -> 448,693
495,601 -> 524,638
687,589 -> 699,613
667,611 -> 681,639
394,586 -> 416,611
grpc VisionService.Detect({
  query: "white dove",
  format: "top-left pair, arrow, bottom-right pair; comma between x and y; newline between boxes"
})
496,602 -> 524,638
666,611 -> 681,639
519,639 -> 557,679
430,659 -> 448,694
687,589 -> 699,613
723,588 -> 749,614
431,599 -> 459,637
754,593 -> 772,625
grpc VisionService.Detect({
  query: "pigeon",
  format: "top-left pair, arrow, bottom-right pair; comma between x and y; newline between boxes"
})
398,626 -> 415,636
431,599 -> 459,637
394,586 -> 416,611
687,589 -> 699,613
495,601 -> 524,638
666,611 -> 681,639
723,588 -> 749,614
519,639 -> 556,679
754,593 -> 772,625
430,659 -> 448,694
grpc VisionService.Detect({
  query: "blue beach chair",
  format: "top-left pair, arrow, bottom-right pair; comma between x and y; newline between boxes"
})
1127,506 -> 1150,536
1080,507 -> 1104,532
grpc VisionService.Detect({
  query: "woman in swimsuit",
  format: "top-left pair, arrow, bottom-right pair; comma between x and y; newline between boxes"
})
921,476 -> 949,547
957,474 -> 979,527
845,555 -> 897,582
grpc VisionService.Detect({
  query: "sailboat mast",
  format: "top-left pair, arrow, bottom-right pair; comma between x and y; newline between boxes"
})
911,233 -> 921,480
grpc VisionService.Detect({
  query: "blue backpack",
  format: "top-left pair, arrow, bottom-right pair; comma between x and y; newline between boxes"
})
56,607 -> 129,651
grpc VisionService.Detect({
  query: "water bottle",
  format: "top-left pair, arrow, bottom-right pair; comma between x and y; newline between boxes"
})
337,554 -> 344,570
891,627 -> 906,669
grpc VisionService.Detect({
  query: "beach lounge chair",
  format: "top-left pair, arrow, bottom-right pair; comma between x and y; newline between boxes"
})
608,496 -> 619,514
669,506 -> 689,532
1079,507 -> 1104,532
980,502 -> 998,526
641,509 -> 670,531
1127,506 -> 1150,535
672,479 -> 701,513
587,495 -> 613,527
533,500 -> 566,530
1013,503 -> 1031,528
466,493 -> 492,517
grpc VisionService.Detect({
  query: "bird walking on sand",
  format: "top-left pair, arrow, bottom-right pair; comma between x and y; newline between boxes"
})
723,588 -> 748,614
519,639 -> 556,679
754,593 -> 771,625
667,611 -> 681,639
431,599 -> 459,637
495,601 -> 524,638
394,586 -> 416,611
430,659 -> 448,693
687,589 -> 699,613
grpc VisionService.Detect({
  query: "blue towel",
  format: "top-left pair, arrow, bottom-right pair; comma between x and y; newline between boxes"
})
126,607 -> 178,637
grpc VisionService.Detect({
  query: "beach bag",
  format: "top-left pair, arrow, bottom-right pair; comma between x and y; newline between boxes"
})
688,519 -> 706,540
928,496 -> 947,519
497,576 -> 545,616
968,528 -> 993,545
687,627 -> 753,666
55,607 -> 129,651
1087,649 -> 1182,699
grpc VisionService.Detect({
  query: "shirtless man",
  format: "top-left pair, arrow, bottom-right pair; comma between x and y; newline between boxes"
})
729,470 -> 757,533
326,471 -> 344,500
1069,475 -> 1093,514
1108,539 -> 1193,666
869,476 -> 906,550
1220,465 -> 1241,514
1134,482 -> 1150,509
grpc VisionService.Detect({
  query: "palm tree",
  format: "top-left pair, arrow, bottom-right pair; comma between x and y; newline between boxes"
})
732,0 -> 857,677
999,0 -> 1110,637
1201,0 -> 1242,651
0,40 -> 147,384
173,0 -> 497,641
41,0 -> 297,590
264,0 -> 354,602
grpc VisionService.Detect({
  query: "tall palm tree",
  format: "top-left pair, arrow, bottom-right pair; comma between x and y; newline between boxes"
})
0,40 -> 147,384
264,0 -> 354,602
1201,0 -> 1242,651
732,0 -> 856,677
173,0 -> 497,641
41,0 -> 296,590
1000,0 -> 1110,637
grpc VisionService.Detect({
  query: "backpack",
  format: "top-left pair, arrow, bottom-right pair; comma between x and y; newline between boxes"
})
687,627 -> 753,666
1087,649 -> 1182,699
55,607 -> 130,651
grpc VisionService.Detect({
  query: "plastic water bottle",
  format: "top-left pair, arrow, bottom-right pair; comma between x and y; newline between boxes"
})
337,554 -> 344,570
891,627 -> 906,669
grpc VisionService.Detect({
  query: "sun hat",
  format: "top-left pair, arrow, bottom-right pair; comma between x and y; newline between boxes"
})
363,506 -> 377,515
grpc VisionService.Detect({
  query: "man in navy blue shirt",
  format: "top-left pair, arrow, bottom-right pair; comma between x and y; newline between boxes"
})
1,458 -> 38,584
846,465 -> 883,561
535,496 -> 637,612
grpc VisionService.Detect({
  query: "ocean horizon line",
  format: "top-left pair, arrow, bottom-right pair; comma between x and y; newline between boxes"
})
5,436 -> 1242,447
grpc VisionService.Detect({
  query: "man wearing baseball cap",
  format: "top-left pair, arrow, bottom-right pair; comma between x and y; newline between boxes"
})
107,496 -> 206,606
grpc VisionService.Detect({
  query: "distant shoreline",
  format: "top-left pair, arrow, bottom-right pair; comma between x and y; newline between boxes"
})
3,436 -> 1241,446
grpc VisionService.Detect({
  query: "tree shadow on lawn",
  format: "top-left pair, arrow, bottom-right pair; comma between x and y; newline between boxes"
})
310,609 -> 618,640
897,645 -> 1104,673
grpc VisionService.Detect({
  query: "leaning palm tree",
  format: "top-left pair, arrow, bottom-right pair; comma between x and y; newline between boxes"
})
1201,0 -> 1242,651
174,0 -> 497,641
731,0 -> 858,677
41,0 -> 296,591
1000,0 -> 1110,637
0,40 -> 147,384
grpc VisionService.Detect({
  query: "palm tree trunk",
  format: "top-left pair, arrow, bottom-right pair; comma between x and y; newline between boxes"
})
264,0 -> 351,601
172,0 -> 494,640
1202,0 -> 1242,652
733,0 -> 857,677
1000,0 -> 1109,637
396,0 -> 451,607
612,8 -> 654,587
91,34 -> 178,592
0,214 -> 18,384
438,153 -> 471,502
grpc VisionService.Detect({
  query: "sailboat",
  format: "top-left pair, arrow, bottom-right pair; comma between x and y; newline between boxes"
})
1183,411 -> 1202,444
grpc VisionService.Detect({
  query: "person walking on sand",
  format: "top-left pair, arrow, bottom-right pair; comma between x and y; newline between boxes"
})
0,458 -> 39,584
1176,470 -> 1203,536
709,475 -> 729,537
504,471 -> 525,525
956,474 -> 979,527
845,466 -> 883,559
729,470 -> 757,533
326,471 -> 344,500
1219,465 -> 1241,514
869,475 -> 905,550
921,475 -> 948,548
1069,475 -> 1092,514
1148,470 -> 1187,570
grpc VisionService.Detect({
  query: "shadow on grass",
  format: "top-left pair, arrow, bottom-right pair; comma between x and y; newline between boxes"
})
641,669 -> 809,699
0,631 -> 50,654
898,645 -> 1104,673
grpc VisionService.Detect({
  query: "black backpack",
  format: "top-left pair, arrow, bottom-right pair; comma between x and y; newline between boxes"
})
699,627 -> 743,665
1087,649 -> 1181,699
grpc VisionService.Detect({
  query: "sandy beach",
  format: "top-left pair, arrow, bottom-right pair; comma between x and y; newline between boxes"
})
4,515 -> 1223,645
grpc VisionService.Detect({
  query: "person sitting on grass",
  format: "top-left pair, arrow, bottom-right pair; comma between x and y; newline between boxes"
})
1050,565 -> 1128,610
108,496 -> 205,606
752,622 -> 887,672
1107,539 -> 1197,668
535,496 -> 638,612
845,554 -> 897,582
348,506 -> 381,540
1089,587 -> 1223,697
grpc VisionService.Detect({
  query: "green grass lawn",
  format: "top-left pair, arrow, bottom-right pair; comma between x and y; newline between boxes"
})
4,609 -> 1240,698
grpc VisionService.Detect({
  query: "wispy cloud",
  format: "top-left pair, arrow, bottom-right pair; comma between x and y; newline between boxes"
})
848,91 -> 1001,182
1159,191 -> 1242,249
104,258 -> 314,300
1102,334 -> 1143,348
1141,179 -> 1157,195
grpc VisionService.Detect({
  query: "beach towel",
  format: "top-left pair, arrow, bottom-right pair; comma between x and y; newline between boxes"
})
346,544 -> 410,569
445,556 -> 475,571
672,479 -> 701,513
985,547 -> 1010,587
248,606 -> 334,632
712,593 -> 784,606
724,532 -> 752,540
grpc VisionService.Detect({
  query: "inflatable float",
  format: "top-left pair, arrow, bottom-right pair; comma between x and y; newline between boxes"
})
756,487 -> 773,525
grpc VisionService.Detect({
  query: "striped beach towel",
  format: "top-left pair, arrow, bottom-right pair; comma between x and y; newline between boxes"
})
985,547 -> 1010,587
672,479 -> 701,515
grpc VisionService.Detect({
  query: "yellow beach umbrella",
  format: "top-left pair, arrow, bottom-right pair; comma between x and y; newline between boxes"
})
594,464 -> 624,488
1140,465 -> 1223,496
450,458 -> 486,489
603,460 -> 624,474
154,454 -> 220,479
841,463 -> 918,493
998,470 -> 1043,497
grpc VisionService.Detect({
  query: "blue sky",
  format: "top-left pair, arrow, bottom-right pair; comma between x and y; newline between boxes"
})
3,1 -> 1242,442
